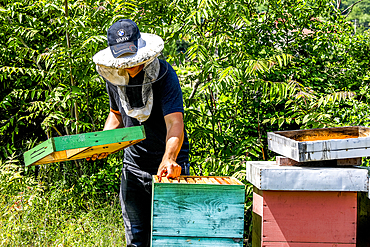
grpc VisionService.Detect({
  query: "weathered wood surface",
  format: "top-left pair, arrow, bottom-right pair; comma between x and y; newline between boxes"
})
151,236 -> 243,246
252,188 -> 357,246
268,126 -> 370,162
23,126 -> 145,166
153,175 -> 243,185
246,161 -> 368,191
151,176 -> 245,246
272,126 -> 369,141
276,156 -> 362,166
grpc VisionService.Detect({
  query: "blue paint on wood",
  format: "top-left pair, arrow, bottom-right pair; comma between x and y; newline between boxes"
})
151,180 -> 245,246
152,236 -> 243,246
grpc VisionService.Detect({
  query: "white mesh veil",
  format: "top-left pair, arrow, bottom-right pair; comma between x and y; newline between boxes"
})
96,58 -> 161,122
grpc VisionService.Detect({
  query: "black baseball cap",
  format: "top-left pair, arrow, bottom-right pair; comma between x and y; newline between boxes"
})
107,19 -> 141,58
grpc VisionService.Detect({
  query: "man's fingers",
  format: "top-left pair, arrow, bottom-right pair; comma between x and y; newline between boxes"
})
86,153 -> 108,161
166,166 -> 174,178
91,154 -> 98,161
157,168 -> 167,182
166,165 -> 181,179
98,152 -> 108,159
175,166 -> 181,177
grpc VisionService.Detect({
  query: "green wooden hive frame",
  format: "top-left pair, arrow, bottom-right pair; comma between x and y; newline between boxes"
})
23,126 -> 145,166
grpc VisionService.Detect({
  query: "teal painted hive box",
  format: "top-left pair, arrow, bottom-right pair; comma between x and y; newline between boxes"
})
151,175 -> 245,246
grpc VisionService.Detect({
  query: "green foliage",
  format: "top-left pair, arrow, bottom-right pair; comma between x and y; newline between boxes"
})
153,0 -> 369,177
1,0 -> 370,244
0,156 -> 125,246
341,0 -> 370,33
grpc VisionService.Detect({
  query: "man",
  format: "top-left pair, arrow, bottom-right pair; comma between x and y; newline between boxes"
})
92,19 -> 190,246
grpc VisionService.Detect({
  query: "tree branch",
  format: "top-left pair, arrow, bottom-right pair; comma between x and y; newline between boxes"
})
65,0 -> 79,134
341,0 -> 364,18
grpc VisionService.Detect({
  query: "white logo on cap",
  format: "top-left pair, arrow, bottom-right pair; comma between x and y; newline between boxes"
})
117,29 -> 125,36
116,37 -> 129,43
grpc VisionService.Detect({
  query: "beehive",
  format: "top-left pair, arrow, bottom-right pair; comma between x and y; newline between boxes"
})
268,126 -> 370,162
246,161 -> 370,247
151,175 -> 245,246
23,126 -> 145,166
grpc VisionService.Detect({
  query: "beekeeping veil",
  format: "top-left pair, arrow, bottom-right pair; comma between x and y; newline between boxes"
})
92,19 -> 165,122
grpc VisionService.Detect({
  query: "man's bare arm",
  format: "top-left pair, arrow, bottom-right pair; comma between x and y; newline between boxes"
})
103,110 -> 124,130
157,112 -> 184,180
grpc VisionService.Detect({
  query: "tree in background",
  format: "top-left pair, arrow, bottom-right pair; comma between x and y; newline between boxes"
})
341,0 -> 370,33
1,0 -> 369,202
1,0 -> 370,244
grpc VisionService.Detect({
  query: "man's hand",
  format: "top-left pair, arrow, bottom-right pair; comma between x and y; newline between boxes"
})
86,152 -> 108,161
157,158 -> 181,181
86,110 -> 123,162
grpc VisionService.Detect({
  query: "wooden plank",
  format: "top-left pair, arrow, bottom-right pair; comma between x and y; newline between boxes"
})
151,236 -> 243,246
276,156 -> 361,167
337,157 -> 362,166
232,177 -> 244,185
195,177 -> 205,184
65,147 -> 90,158
161,177 -> 171,183
54,126 -> 145,151
222,178 -> 231,184
32,154 -> 54,165
32,142 -> 134,166
208,177 -> 219,184
226,177 -> 240,185
252,192 -> 263,217
152,184 -> 245,239
268,132 -> 300,161
252,190 -> 262,247
271,126 -> 361,141
23,138 -> 55,166
268,126 -> 370,162
74,142 -> 126,157
153,175 -> 244,185
359,126 -> 370,137
215,177 -> 228,185
262,191 -> 357,243
24,126 -> 145,166
246,161 -> 368,192
33,149 -> 71,165
252,212 -> 262,247
302,138 -> 370,152
299,147 -> 370,162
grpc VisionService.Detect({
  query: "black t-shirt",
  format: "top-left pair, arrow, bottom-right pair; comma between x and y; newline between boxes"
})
105,59 -> 189,173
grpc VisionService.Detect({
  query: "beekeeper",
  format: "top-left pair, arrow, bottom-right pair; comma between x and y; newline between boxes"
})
92,19 -> 190,247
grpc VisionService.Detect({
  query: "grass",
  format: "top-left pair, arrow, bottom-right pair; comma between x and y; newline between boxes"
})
0,162 -> 126,247
1,190 -> 125,247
